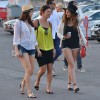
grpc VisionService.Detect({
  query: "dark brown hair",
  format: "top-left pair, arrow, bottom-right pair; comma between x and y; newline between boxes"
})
62,9 -> 78,28
40,5 -> 51,16
19,10 -> 34,27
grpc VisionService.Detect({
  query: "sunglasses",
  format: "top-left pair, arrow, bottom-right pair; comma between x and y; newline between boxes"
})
45,28 -> 48,35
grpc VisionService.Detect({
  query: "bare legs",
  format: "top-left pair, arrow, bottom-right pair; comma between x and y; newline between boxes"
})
34,65 -> 46,90
34,63 -> 53,92
63,48 -> 79,92
19,54 -> 36,96
46,63 -> 53,92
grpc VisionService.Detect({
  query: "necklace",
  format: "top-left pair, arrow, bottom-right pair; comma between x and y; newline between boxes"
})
26,22 -> 32,33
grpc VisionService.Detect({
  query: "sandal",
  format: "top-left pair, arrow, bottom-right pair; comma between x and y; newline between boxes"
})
34,85 -> 39,90
20,81 -> 25,94
46,90 -> 53,94
34,81 -> 39,90
28,92 -> 37,98
73,84 -> 80,93
67,83 -> 73,91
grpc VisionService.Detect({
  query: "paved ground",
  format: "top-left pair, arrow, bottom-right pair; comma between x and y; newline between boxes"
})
0,27 -> 100,100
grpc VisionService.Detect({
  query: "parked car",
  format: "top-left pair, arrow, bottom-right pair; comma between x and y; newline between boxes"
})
91,20 -> 100,42
80,10 -> 100,38
3,11 -> 40,34
78,4 -> 100,14
32,11 -> 40,20
3,19 -> 17,34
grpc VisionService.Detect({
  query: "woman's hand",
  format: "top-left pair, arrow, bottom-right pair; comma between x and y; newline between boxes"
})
37,49 -> 42,57
64,34 -> 71,39
14,45 -> 22,58
15,50 -> 22,58
35,45 -> 42,57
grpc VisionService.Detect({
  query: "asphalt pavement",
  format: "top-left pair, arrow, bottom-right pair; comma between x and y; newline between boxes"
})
0,27 -> 100,100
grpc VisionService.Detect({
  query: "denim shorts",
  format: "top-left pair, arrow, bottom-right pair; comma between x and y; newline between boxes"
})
18,45 -> 35,56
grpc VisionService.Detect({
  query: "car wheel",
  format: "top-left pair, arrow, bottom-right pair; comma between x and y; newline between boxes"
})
97,39 -> 100,43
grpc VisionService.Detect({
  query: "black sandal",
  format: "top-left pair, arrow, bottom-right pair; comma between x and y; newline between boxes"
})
73,84 -> 80,93
67,83 -> 73,91
34,85 -> 39,90
34,81 -> 39,90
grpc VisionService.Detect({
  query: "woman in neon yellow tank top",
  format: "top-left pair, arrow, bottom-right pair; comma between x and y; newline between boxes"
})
33,5 -> 55,94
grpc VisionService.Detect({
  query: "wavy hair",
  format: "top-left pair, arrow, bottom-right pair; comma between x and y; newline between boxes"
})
19,10 -> 34,27
62,10 -> 78,29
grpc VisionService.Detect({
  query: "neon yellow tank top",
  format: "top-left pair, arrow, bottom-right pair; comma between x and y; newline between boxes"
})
35,25 -> 54,51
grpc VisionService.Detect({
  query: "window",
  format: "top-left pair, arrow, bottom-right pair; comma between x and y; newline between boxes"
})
91,12 -> 100,20
93,6 -> 100,10
83,6 -> 93,13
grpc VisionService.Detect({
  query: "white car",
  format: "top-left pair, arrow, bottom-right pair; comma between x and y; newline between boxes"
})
3,19 -> 17,34
80,10 -> 100,38
91,20 -> 100,42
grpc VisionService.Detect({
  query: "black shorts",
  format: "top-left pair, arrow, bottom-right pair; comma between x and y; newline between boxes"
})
36,49 -> 53,67
18,45 -> 35,56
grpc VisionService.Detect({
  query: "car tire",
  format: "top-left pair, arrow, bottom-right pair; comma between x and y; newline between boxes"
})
97,39 -> 100,43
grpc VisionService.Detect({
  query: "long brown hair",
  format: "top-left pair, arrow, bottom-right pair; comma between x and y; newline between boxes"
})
19,11 -> 34,27
62,9 -> 78,29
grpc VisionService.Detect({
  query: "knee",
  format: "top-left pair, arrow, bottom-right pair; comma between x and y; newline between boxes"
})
39,68 -> 46,74
25,68 -> 32,76
68,63 -> 74,69
47,69 -> 52,74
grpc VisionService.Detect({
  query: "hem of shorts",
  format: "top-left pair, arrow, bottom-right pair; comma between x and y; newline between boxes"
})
39,62 -> 53,67
62,47 -> 80,49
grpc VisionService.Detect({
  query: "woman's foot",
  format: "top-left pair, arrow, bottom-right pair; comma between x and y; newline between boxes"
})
34,81 -> 39,90
28,92 -> 37,98
67,83 -> 73,91
20,80 -> 25,94
73,83 -> 80,93
46,90 -> 53,94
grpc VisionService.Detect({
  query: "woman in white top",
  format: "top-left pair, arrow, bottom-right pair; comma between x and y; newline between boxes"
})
13,4 -> 40,98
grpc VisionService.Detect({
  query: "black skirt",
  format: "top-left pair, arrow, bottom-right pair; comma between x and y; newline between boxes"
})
35,49 -> 53,67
